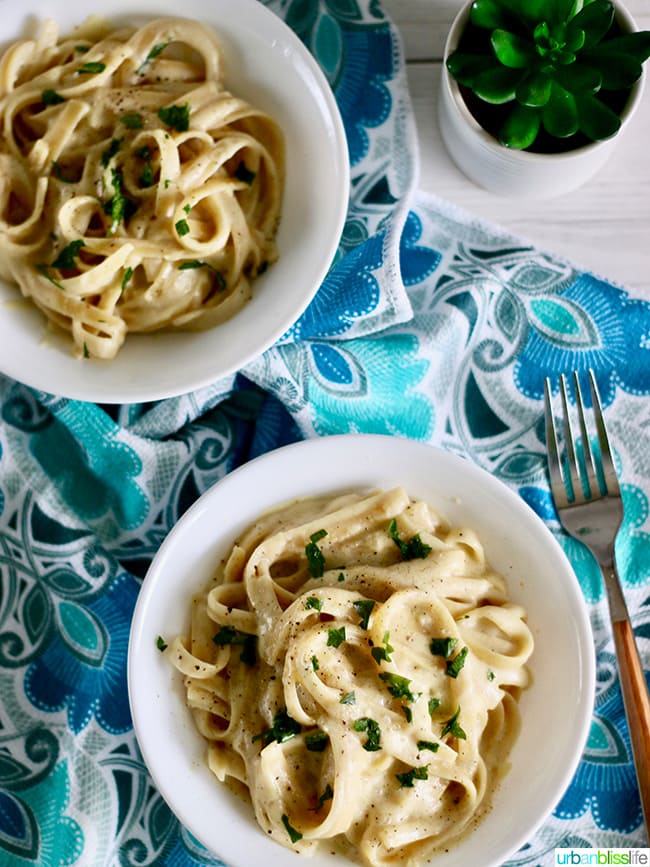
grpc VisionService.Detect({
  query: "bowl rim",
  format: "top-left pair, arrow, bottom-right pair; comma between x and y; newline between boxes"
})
128,433 -> 596,867
0,0 -> 350,402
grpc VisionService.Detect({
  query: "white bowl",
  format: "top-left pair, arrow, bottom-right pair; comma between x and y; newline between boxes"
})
438,0 -> 645,198
0,0 -> 349,402
128,433 -> 596,867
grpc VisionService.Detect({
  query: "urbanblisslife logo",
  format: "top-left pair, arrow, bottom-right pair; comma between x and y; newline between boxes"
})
555,850 -> 650,865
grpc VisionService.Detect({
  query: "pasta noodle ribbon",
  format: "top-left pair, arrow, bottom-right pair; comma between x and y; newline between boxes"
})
0,16 -> 284,358
167,488 -> 533,866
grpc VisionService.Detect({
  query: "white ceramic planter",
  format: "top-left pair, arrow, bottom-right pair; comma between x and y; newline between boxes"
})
438,0 -> 646,198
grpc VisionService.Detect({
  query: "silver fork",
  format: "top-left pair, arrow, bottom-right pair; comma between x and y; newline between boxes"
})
544,369 -> 650,836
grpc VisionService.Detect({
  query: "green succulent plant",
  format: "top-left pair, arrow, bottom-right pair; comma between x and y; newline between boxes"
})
446,0 -> 650,149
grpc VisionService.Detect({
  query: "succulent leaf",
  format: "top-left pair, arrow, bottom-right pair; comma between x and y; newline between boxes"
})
516,0 -> 552,25
491,29 -> 537,67
446,52 -> 496,87
474,65 -> 525,103
470,0 -> 514,30
516,70 -> 553,106
534,20 -> 551,43
546,0 -> 580,26
487,0 -> 550,27
583,31 -> 650,66
581,45 -> 644,89
542,82 -> 579,136
571,0 -> 615,47
564,25 -> 586,52
499,103 -> 541,148
575,90 -> 622,138
554,62 -> 602,93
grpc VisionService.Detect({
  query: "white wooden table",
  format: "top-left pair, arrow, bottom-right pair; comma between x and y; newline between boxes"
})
383,0 -> 650,300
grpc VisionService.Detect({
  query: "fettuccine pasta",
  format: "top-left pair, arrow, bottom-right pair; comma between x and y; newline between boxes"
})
167,488 -> 533,866
0,16 -> 284,359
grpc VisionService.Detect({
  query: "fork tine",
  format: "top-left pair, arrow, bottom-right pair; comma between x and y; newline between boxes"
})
573,371 -> 598,499
543,377 -> 569,508
588,369 -> 621,497
559,373 -> 584,503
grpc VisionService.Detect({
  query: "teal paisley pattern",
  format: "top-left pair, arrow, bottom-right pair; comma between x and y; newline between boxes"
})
1,1 -> 649,866
1,759 -> 83,866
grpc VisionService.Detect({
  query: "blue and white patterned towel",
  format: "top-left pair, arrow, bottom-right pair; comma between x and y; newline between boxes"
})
0,1 -> 648,865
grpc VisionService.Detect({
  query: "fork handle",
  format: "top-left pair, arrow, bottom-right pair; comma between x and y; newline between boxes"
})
612,616 -> 650,832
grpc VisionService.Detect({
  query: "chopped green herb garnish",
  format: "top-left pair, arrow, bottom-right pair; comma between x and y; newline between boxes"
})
120,112 -> 143,129
429,637 -> 458,659
337,572 -> 345,582
121,267 -> 133,294
178,260 -> 227,288
175,218 -> 190,237
158,103 -> 190,132
51,240 -> 85,271
402,705 -> 413,723
340,691 -> 356,705
75,45 -> 90,53
104,169 -> 133,235
83,342 -> 89,358
77,61 -> 106,75
156,635 -> 167,651
441,707 -> 467,740
42,88 -> 65,106
212,624 -> 257,665
353,717 -> 382,751
305,731 -> 329,752
428,697 -> 441,715
487,669 -> 495,681
241,640 -> 258,664
101,137 -> 121,168
327,626 -> 346,649
51,161 -> 75,183
370,632 -> 395,665
396,765 -> 429,788
315,783 -> 333,810
353,599 -> 375,629
388,519 -> 432,561
306,529 -> 327,578
253,708 -> 301,746
445,646 -> 469,678
183,203 -> 191,214
178,259 -> 212,272
137,39 -> 171,73
311,655 -> 319,671
234,161 -> 256,184
305,596 -> 323,612
139,163 -> 155,187
371,631 -> 394,665
213,269 -> 227,288
36,264 -> 64,290
379,671 -> 415,702
281,814 -> 302,844
417,740 -> 439,753
136,145 -> 152,161
147,41 -> 170,60
211,625 -> 244,645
